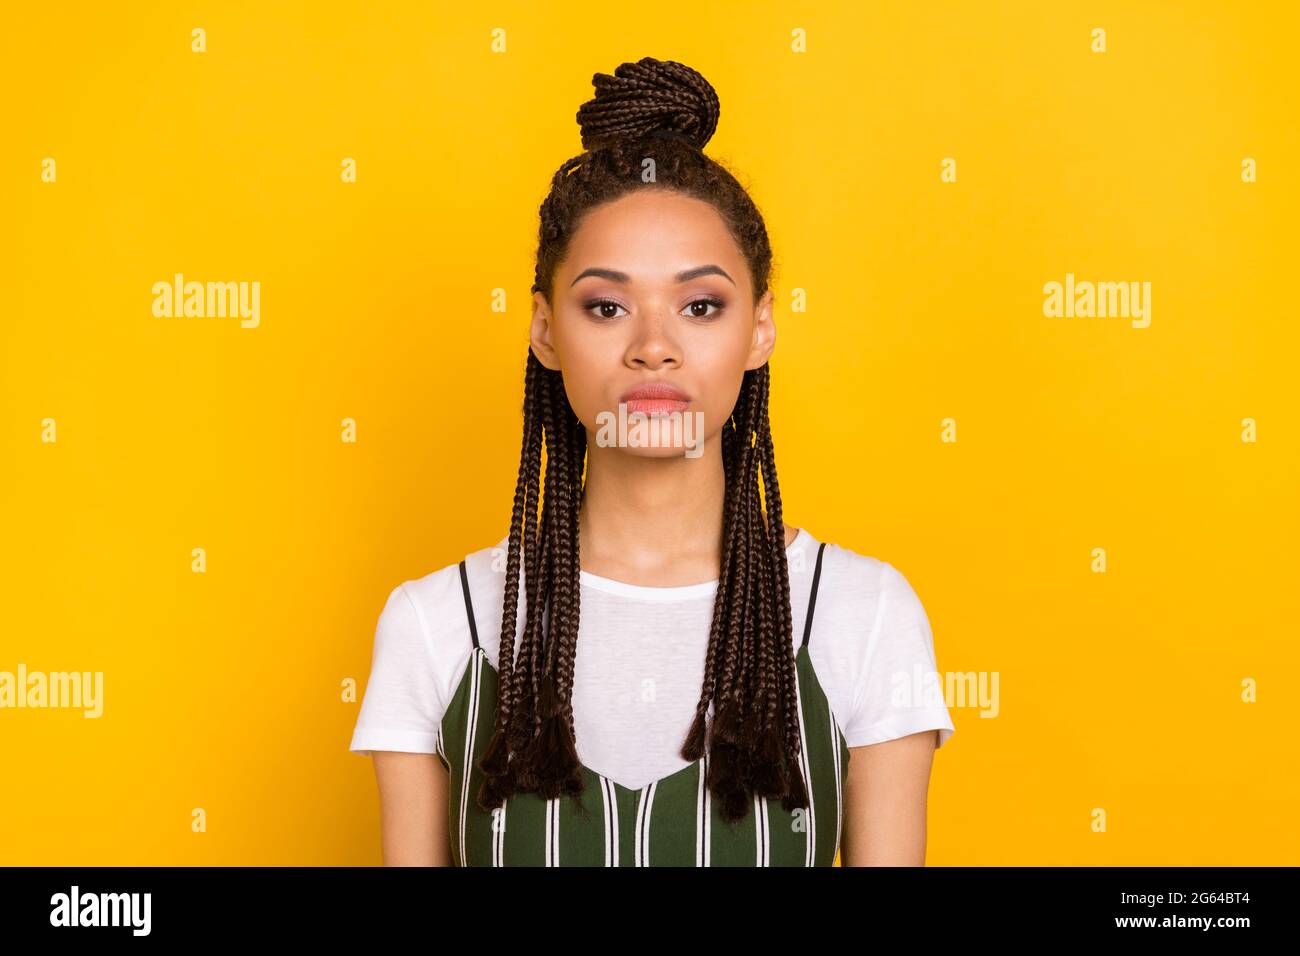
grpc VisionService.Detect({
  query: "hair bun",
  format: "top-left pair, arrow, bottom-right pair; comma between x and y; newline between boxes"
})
576,57 -> 720,153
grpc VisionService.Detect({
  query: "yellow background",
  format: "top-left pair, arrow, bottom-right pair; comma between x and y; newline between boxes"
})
2,1 -> 1296,865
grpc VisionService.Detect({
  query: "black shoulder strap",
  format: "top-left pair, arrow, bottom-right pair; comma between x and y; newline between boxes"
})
800,542 -> 828,650
458,560 -> 480,650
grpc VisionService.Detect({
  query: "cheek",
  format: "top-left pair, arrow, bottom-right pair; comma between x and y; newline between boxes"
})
700,365 -> 750,428
552,331 -> 615,427
690,338 -> 752,429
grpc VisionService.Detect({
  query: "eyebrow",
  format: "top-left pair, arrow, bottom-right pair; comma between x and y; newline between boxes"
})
570,264 -> 736,287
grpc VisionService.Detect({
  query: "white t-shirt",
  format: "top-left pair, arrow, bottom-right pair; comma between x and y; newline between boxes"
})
350,527 -> 955,791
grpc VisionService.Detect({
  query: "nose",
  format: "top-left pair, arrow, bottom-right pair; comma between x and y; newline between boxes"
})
625,306 -> 681,369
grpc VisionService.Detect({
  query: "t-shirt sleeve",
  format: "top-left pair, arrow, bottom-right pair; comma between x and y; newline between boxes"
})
349,582 -> 446,756
841,562 -> 955,749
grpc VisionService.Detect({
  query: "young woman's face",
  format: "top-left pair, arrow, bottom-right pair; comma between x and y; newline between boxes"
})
531,189 -> 775,457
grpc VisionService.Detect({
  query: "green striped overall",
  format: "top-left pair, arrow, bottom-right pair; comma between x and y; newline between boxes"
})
435,541 -> 851,866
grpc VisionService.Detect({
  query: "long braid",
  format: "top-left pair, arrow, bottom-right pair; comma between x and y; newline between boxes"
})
477,354 -> 540,803
758,373 -> 809,811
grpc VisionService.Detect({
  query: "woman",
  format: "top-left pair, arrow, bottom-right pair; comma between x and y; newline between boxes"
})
350,57 -> 955,866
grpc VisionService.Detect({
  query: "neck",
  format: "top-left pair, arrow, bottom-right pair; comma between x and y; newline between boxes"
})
577,433 -> 727,588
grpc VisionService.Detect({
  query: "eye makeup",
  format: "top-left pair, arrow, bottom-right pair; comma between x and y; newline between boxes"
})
582,295 -> 727,320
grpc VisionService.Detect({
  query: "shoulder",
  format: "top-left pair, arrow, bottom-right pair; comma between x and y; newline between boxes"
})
350,537 -> 508,755
791,533 -> 904,618
805,537 -> 933,645
385,533 -> 509,634
379,533 -> 513,666
826,543 -> 927,622
796,534 -> 953,749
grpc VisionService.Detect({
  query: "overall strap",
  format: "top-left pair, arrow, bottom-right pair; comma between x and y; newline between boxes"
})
458,559 -> 480,650
800,542 -> 828,650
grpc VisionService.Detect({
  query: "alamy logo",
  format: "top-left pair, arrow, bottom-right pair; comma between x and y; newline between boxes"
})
49,885 -> 151,936
0,664 -> 103,717
595,404 -> 705,458
1042,272 -> 1151,328
889,663 -> 1000,718
152,272 -> 260,328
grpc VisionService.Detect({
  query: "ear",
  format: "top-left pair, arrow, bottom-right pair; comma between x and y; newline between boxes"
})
744,288 -> 776,370
530,291 -> 562,370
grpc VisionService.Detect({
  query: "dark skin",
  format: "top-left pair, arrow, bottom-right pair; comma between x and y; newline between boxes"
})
369,190 -> 936,865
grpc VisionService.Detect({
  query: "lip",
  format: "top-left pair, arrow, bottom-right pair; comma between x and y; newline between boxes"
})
620,382 -> 691,417
620,382 -> 690,403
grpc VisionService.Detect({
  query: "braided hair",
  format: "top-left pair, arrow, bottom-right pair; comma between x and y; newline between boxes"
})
475,57 -> 806,825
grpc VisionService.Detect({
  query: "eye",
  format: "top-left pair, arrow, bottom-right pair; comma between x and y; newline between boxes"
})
683,296 -> 725,319
584,298 -> 628,320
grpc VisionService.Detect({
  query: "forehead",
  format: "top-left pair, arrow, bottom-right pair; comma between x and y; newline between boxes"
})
560,190 -> 744,278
